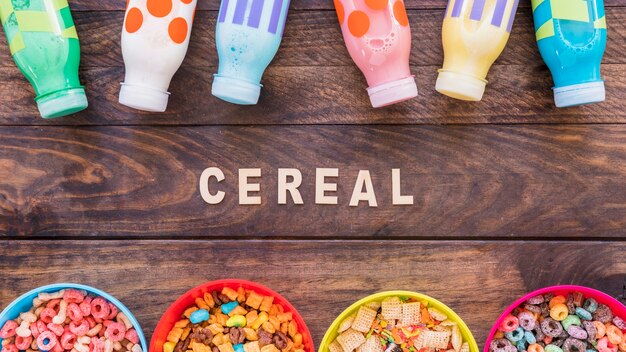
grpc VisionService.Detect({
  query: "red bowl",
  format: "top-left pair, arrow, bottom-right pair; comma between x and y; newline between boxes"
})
150,280 -> 315,352
485,285 -> 626,352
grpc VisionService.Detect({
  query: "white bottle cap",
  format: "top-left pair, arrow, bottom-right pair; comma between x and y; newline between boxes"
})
367,76 -> 418,108
212,75 -> 262,105
435,70 -> 487,102
119,83 -> 170,112
553,81 -> 605,108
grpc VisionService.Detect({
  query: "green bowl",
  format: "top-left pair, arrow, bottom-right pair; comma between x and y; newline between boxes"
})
319,291 -> 479,352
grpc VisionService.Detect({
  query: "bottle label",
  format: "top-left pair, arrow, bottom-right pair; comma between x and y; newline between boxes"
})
218,0 -> 290,36
532,0 -> 606,42
446,0 -> 519,33
0,0 -> 77,55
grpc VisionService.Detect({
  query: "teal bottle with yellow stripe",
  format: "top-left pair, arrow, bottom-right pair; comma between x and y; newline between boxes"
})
532,0 -> 607,108
0,0 -> 87,118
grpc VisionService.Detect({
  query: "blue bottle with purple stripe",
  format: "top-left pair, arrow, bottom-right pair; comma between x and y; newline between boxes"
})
212,0 -> 290,105
531,0 -> 607,108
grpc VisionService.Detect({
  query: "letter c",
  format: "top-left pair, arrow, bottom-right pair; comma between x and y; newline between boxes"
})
199,167 -> 225,204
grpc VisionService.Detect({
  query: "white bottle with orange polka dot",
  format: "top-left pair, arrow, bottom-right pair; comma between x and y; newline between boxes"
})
334,0 -> 417,108
119,0 -> 196,112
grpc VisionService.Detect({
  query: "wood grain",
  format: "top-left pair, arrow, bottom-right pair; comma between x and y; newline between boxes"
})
3,125 -> 626,238
66,0 -> 626,11
2,9 -> 625,68
0,241 -> 624,349
1,64 -> 626,125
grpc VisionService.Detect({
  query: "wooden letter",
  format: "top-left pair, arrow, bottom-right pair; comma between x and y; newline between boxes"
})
350,170 -> 378,207
278,168 -> 304,205
199,167 -> 226,204
315,168 -> 338,204
239,168 -> 262,205
392,169 -> 413,205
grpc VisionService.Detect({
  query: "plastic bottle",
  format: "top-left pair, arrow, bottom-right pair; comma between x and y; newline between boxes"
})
531,0 -> 607,108
436,0 -> 519,101
0,0 -> 88,119
119,0 -> 197,112
333,0 -> 418,108
212,0 -> 290,105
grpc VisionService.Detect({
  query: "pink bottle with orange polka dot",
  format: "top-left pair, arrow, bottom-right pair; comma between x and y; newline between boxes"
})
334,0 -> 417,108
119,0 -> 196,112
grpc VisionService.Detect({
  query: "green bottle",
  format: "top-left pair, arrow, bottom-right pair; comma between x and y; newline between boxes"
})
0,0 -> 88,118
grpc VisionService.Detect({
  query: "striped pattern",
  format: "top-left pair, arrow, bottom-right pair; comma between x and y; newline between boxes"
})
532,0 -> 606,42
218,0 -> 289,35
0,0 -> 78,55
447,0 -> 519,33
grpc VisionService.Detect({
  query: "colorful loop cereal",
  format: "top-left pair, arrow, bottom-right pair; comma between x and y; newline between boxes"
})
37,330 -> 59,350
69,303 -> 85,322
0,284 -> 147,352
320,291 -> 479,352
541,318 -> 564,337
584,299 -> 599,314
65,290 -> 86,304
550,304 -> 569,321
119,0 -> 197,112
70,320 -> 91,336
519,312 -> 537,332
332,0 -> 418,108
14,334 -> 32,350
594,305 -> 614,324
528,343 -> 544,352
597,337 -> 618,352
576,308 -> 593,321
502,315 -> 521,333
212,0 -> 290,105
486,286 -> 626,352
0,0 -> 88,118
105,322 -> 127,342
91,298 -> 111,320
561,316 -> 581,331
436,0 -> 519,101
0,320 -> 17,339
150,280 -> 314,352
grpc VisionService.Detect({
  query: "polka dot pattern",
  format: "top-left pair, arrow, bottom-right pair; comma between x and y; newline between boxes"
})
125,7 -> 143,33
168,17 -> 188,43
364,0 -> 387,10
147,0 -> 172,18
334,0 -> 345,24
338,0 -> 411,38
124,0 -> 193,45
347,10 -> 370,37
393,0 -> 409,26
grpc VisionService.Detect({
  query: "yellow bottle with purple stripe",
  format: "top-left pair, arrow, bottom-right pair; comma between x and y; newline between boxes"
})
0,0 -> 87,118
532,0 -> 607,108
436,0 -> 519,101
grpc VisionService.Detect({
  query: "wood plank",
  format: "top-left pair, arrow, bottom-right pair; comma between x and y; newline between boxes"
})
2,9 -> 625,68
0,64 -> 625,125
0,240 -> 624,348
3,125 -> 626,238
66,0 -> 626,11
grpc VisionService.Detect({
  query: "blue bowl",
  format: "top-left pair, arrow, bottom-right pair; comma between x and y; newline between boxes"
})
0,283 -> 147,351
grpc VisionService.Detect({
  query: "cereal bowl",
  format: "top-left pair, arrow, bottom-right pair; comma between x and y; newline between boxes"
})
485,285 -> 626,352
318,291 -> 478,352
150,279 -> 314,352
0,283 -> 147,352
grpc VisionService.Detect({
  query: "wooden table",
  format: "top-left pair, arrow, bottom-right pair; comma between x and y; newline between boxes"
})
1,0 -> 625,351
